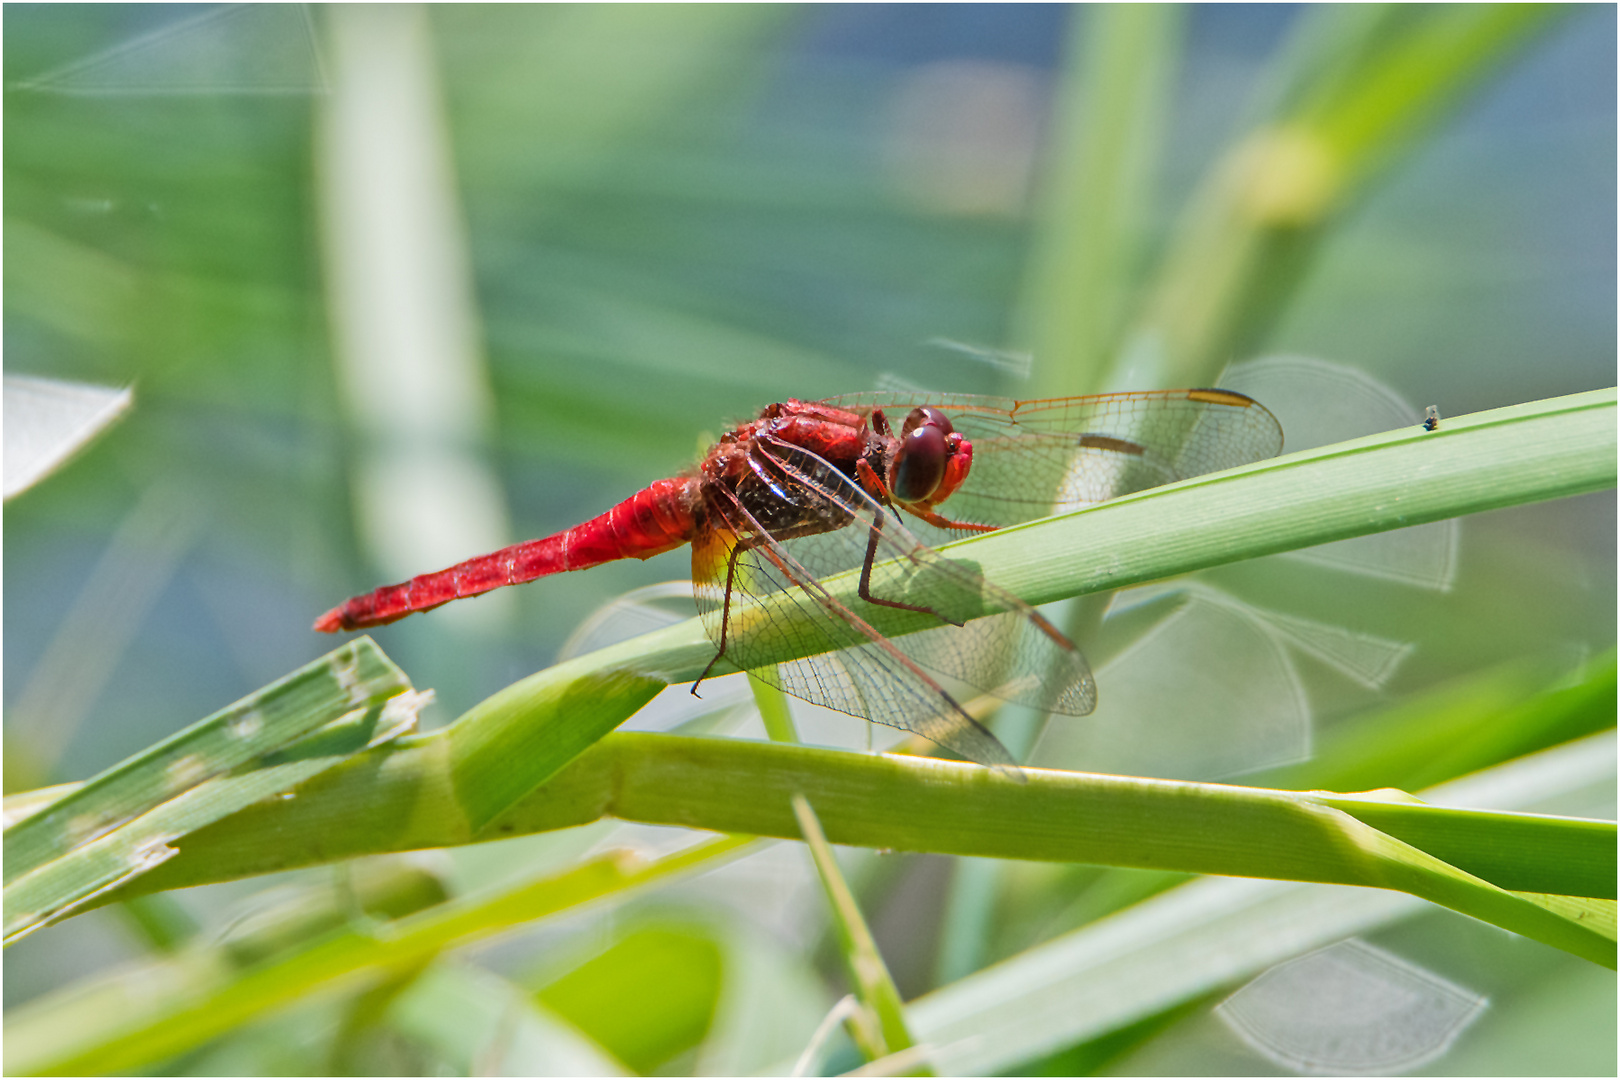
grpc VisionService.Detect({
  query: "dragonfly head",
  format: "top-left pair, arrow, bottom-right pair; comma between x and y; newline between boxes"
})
890,406 -> 973,509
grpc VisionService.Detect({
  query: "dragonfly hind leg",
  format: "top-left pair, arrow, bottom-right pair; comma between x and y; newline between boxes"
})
692,537 -> 750,698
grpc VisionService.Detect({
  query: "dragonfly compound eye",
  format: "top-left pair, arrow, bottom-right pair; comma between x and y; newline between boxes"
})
901,406 -> 953,437
893,418 -> 949,502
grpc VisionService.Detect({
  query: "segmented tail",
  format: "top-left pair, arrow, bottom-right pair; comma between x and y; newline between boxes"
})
314,477 -> 697,631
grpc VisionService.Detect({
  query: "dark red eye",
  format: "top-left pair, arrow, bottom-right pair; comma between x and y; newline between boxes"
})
893,416 -> 949,502
901,406 -> 953,438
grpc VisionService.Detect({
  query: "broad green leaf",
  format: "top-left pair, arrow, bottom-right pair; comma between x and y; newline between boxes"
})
532,919 -> 723,1074
389,964 -> 629,1076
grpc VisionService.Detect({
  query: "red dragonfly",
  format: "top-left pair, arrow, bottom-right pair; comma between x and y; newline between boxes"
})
316,390 -> 1282,769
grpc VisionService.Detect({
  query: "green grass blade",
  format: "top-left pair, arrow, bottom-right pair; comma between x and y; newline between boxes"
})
1017,4 -> 1185,394
3,640 -> 416,943
1,784 -> 81,830
1508,893 -> 1616,941
1304,4 -> 1560,176
934,856 -> 1002,987
1312,801 -> 1614,964
1316,794 -> 1617,900
950,387 -> 1613,615
91,730 -> 1615,913
910,875 -> 1424,1076
1250,651 -> 1617,794
8,707 -> 1607,1069
2,697 -> 425,946
4,639 -> 407,882
931,655 -> 1617,989
446,667 -> 664,833
750,672 -> 800,744
792,794 -> 924,1072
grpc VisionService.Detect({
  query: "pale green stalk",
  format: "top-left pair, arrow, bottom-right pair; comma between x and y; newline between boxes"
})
793,795 -> 924,1072
1136,4 -> 1565,384
1015,4 -> 1184,395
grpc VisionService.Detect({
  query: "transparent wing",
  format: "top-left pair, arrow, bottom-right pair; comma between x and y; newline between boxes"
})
690,437 -> 1094,768
692,516 -> 1020,769
894,611 -> 1095,716
820,389 -> 1284,527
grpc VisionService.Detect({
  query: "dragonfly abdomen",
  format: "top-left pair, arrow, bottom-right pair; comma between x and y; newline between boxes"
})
313,477 -> 698,632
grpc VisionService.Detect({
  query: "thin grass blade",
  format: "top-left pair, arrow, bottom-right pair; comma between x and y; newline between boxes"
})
792,794 -> 925,1073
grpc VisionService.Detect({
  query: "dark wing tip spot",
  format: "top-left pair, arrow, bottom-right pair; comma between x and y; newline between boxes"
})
1077,434 -> 1147,456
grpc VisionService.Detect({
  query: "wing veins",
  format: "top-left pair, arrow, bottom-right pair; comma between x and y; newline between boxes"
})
698,455 -> 1017,768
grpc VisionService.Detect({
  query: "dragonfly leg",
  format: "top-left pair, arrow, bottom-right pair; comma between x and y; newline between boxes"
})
898,502 -> 998,533
854,455 -> 995,535
857,512 -> 964,627
693,538 -> 748,697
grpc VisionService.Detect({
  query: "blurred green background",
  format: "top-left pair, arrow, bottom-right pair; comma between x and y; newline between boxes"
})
4,4 -> 1614,1075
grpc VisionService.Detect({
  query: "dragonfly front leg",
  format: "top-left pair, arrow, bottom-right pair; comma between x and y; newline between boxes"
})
853,454 -> 996,535
898,503 -> 999,534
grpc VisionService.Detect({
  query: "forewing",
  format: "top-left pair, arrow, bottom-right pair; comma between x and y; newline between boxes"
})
692,470 -> 1016,768
820,389 -> 1284,527
694,526 -> 1016,767
895,611 -> 1095,717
